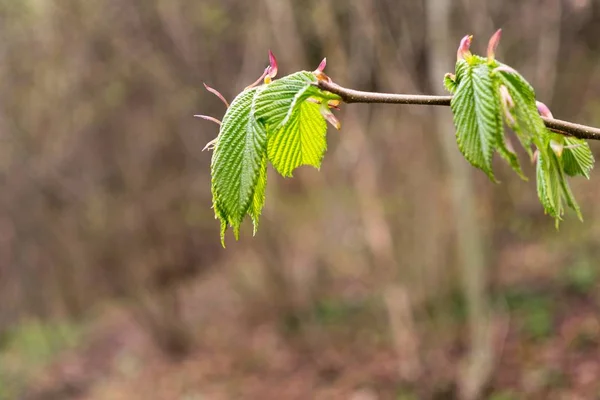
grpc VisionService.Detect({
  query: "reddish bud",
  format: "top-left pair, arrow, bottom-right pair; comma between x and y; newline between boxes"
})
268,50 -> 278,78
313,58 -> 331,82
203,82 -> 230,108
487,29 -> 502,62
316,58 -> 327,73
536,101 -> 554,118
457,35 -> 473,61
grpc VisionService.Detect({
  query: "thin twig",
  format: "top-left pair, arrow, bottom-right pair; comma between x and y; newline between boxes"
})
540,118 -> 600,141
317,80 -> 600,141
318,81 -> 452,106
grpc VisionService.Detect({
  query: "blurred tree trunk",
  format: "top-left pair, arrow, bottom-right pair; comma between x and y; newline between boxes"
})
535,0 -> 562,104
425,1 -> 494,399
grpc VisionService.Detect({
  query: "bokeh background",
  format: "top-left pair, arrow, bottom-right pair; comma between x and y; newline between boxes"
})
1,0 -> 600,399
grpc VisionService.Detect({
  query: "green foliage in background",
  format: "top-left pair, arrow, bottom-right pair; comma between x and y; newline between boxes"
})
204,31 -> 595,244
0,320 -> 82,399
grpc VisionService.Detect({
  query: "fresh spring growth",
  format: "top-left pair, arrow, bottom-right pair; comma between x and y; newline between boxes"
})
448,31 -> 593,224
313,58 -> 328,81
266,50 -> 278,81
246,50 -> 279,88
195,82 -> 230,150
499,84 -> 516,126
537,101 -> 564,157
487,29 -> 502,62
311,58 -> 342,129
200,31 -> 595,244
456,35 -> 473,61
199,52 -> 341,246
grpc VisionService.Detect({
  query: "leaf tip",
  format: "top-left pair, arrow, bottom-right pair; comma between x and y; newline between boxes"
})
220,220 -> 227,248
233,224 -> 241,241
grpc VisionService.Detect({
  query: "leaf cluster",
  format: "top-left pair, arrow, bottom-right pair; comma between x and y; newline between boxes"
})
209,71 -> 340,246
205,33 -> 596,244
445,46 -> 593,226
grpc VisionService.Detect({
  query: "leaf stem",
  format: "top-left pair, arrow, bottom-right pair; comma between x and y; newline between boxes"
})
316,80 -> 600,141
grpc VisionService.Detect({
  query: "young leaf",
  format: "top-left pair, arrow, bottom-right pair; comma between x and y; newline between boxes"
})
536,147 -> 562,222
211,86 -> 267,245
562,137 -> 594,178
248,153 -> 268,233
554,154 -> 582,222
451,60 -> 502,180
267,100 -> 327,177
493,67 -> 544,156
254,71 -> 339,176
492,74 -> 526,179
209,68 -> 342,245
254,71 -> 328,130
444,73 -> 458,94
536,145 -> 582,225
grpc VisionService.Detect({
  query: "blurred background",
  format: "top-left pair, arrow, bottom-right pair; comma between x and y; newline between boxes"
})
0,0 -> 600,399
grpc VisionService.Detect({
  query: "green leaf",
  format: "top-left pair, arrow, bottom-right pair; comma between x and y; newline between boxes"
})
209,70 -> 340,245
536,148 -> 562,221
254,71 -> 329,130
491,66 -> 589,223
206,47 -> 595,243
255,71 -> 337,176
493,67 -> 545,156
491,73 -> 526,179
248,153 -> 268,233
211,86 -> 267,246
562,137 -> 594,178
450,55 -> 588,225
536,146 -> 582,225
444,73 -> 458,94
451,60 -> 502,180
267,100 -> 327,177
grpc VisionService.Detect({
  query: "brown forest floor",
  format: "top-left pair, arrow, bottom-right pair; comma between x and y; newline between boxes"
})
19,271 -> 600,400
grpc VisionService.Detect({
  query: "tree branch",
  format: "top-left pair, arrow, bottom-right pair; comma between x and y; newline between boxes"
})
317,80 -> 600,141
